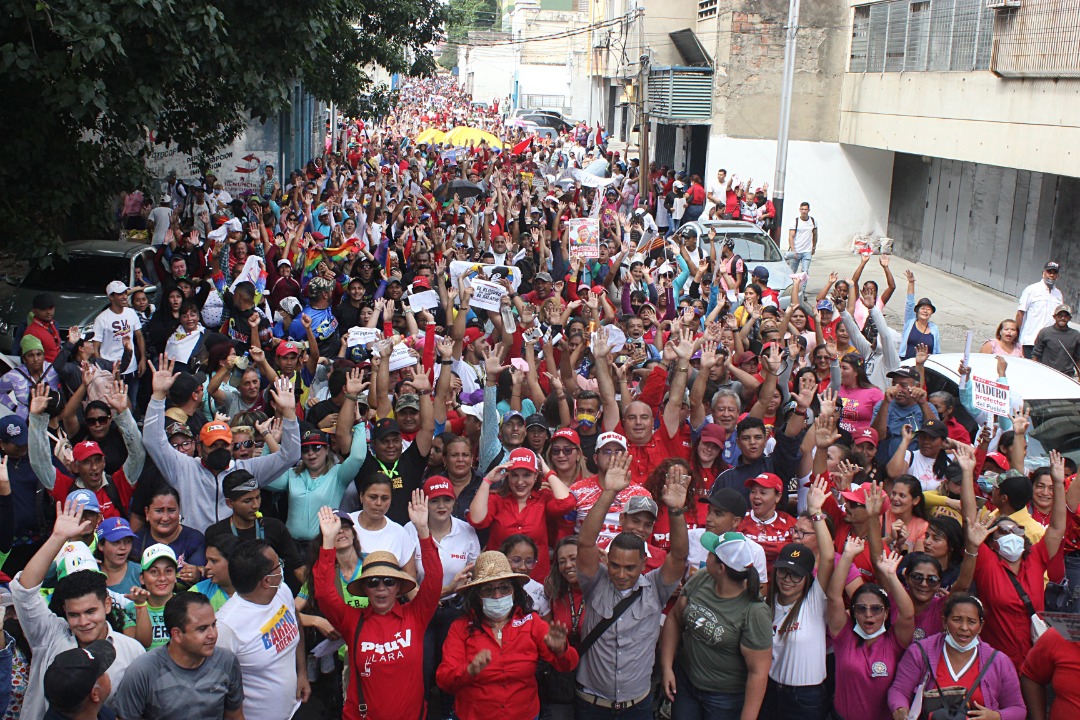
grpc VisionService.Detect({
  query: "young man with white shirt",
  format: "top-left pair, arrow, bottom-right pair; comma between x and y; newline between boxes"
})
215,540 -> 310,720
1016,260 -> 1064,358
92,281 -> 146,408
787,202 -> 817,275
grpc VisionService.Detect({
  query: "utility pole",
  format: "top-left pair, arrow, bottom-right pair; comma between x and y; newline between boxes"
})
772,0 -> 800,241
637,6 -> 649,176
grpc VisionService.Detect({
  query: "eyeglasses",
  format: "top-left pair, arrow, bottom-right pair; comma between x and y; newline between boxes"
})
507,556 -> 536,568
233,440 -> 255,450
363,577 -> 400,589
86,416 -> 111,426
550,446 -> 578,456
853,604 -> 886,616
908,573 -> 941,587
994,525 -> 1025,538
775,569 -> 804,582
479,582 -> 515,599
598,448 -> 623,456
265,558 -> 284,579
789,528 -> 811,539
170,440 -> 194,451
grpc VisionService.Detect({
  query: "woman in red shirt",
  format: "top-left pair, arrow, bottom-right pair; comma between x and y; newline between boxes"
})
312,496 -> 442,720
437,551 -> 578,720
469,448 -> 575,581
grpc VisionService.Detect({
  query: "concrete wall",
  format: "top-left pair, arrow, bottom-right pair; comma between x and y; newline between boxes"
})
840,72 -> 1080,179
643,0 -> 700,68
462,45 -> 517,104
704,137 -> 894,250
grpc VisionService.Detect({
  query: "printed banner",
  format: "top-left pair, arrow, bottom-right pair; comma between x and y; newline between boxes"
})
568,217 -> 600,259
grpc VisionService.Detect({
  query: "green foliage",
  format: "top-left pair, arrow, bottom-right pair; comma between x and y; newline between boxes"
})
0,0 -> 446,264
439,0 -> 499,69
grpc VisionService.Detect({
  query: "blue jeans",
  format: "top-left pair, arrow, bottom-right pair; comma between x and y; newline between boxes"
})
786,251 -> 812,275
670,666 -> 744,720
574,696 -> 654,720
763,679 -> 828,720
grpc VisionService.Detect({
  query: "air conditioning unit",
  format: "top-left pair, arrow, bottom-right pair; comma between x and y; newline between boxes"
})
986,0 -> 1020,9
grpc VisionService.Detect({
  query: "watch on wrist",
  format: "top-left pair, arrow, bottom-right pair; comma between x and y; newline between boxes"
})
668,507 -> 686,517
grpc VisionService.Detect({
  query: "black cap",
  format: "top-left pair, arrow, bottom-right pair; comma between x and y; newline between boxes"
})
915,418 -> 948,439
698,487 -> 748,517
373,418 -> 401,440
43,639 -> 116,712
525,413 -> 550,433
222,469 -> 259,499
1045,261 -> 1061,272
914,297 -> 937,313
32,293 -> 56,310
301,428 -> 330,446
886,367 -> 920,382
774,543 -> 815,577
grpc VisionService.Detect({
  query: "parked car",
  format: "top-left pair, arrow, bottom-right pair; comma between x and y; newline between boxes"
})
0,241 -> 161,354
520,114 -> 574,134
682,219 -> 793,308
899,352 -> 1080,470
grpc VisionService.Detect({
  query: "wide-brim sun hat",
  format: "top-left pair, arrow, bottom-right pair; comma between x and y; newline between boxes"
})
457,551 -> 529,592
346,550 -> 417,597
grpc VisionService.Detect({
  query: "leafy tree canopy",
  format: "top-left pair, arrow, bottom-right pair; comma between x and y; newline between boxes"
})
0,0 -> 445,264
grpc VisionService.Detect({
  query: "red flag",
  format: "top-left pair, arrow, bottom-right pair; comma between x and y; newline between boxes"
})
511,137 -> 532,156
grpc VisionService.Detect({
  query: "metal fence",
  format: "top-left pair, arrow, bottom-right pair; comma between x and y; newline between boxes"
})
850,0 -> 994,72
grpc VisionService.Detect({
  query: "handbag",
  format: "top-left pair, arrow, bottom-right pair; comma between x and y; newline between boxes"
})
1044,579 -> 1070,612
915,643 -> 999,720
1005,571 -> 1049,642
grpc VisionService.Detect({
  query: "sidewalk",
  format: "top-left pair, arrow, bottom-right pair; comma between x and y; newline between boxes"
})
803,251 -> 1018,353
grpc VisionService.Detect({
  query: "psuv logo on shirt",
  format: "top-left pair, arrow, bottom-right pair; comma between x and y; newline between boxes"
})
512,613 -> 534,628
360,629 -> 413,660
259,605 -> 299,652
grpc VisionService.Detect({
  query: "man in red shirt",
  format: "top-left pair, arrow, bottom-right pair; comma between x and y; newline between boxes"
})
23,293 -> 62,363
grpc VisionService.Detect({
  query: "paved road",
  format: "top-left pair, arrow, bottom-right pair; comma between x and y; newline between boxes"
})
803,251 -> 1018,354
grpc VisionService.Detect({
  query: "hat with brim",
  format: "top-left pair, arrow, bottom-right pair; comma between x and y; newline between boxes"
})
773,543 -> 815,577
456,550 -> 529,592
346,550 -> 417,596
699,487 -> 749,517
914,297 -> 936,313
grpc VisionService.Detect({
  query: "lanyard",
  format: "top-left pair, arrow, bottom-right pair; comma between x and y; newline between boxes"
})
230,519 -> 264,540
376,458 -> 400,478
567,589 -> 584,634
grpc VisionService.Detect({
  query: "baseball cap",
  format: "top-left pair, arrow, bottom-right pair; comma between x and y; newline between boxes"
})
96,517 -> 136,543
1056,304 -> 1073,317
0,415 -> 28,447
752,266 -> 769,280
165,421 -> 193,439
839,484 -> 869,506
141,543 -> 178,571
699,424 -> 726,447
55,541 -> 105,580
276,341 -> 303,357
535,271 -> 553,282
71,440 -> 105,462
596,431 -> 627,451
854,427 -> 879,448
396,394 -> 421,412
279,296 -> 302,316
699,487 -> 748,517
1045,261 -> 1061,272
525,413 -> 550,433
773,543 -> 815,577
462,327 -> 485,347
984,451 -> 1010,471
459,403 -> 484,421
734,350 -> 757,366
886,367 -> 920,382
301,428 -> 330,446
915,418 -> 948,439
277,258 -> 292,268
551,427 -> 580,446
501,410 -> 525,426
373,418 -> 401,440
816,298 -> 835,312
744,472 -> 784,493
424,475 -> 456,501
68,489 -> 101,514
32,293 -> 56,310
411,275 -> 431,290
222,469 -> 259,499
507,448 -> 539,472
200,422 -> 233,446
43,640 -> 116,712
105,280 -> 128,296
624,495 -> 659,517
701,532 -> 757,570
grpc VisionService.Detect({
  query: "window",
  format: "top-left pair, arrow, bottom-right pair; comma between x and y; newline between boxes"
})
849,0 -> 993,73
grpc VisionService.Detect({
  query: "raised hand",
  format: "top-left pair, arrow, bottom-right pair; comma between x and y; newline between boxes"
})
814,415 -> 840,449
28,382 -> 51,416
1011,406 -> 1031,436
105,379 -> 129,414
268,377 -> 297,413
149,355 -> 179,396
966,511 -> 993,548
952,441 -> 976,473
345,367 -> 367,396
407,488 -> 429,535
878,548 -> 902,577
817,388 -> 837,419
661,464 -> 690,510
601,451 -> 631,493
437,335 -> 455,360
52,496 -> 92,541
843,535 -> 865,559
126,586 -> 152,606
544,621 -> 570,655
1050,448 -> 1066,482
835,460 -> 859,490
247,312 -> 261,331
865,482 -> 885,516
807,475 -> 829,514
914,343 -> 930,366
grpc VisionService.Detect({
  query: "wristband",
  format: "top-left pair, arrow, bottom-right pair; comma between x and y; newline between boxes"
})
133,602 -> 147,609
440,359 -> 454,365
963,549 -> 979,558
810,513 -> 827,523
344,393 -> 359,402
668,507 -> 686,517
418,389 -> 433,397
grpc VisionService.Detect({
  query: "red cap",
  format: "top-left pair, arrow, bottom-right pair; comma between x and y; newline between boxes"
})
840,484 -> 869,506
72,440 -> 104,462
276,341 -> 303,357
854,427 -> 879,448
311,231 -> 326,242
985,451 -> 1010,471
463,327 -> 484,346
744,472 -> 783,493
507,448 -> 539,472
590,285 -> 606,297
424,476 -> 456,500
551,428 -> 581,446
699,424 -> 726,447
412,276 -> 431,290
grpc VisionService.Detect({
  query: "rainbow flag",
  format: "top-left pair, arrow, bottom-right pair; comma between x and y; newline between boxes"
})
301,237 -> 362,281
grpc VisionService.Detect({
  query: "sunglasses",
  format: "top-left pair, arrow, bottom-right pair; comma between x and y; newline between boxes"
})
233,440 -> 255,450
853,603 -> 886,616
479,582 -> 515,599
908,573 -> 941,587
364,577 -> 400,589
86,416 -> 111,426
550,446 -> 578,456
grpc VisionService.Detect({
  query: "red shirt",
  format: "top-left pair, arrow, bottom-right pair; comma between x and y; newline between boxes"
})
51,470 -> 134,520
24,319 -> 62,363
437,608 -> 579,720
615,422 -> 692,486
650,504 -> 707,551
1022,628 -> 1080,720
549,587 -> 587,644
314,539 -> 441,720
933,651 -> 985,707
471,489 -> 577,581
737,510 -> 797,565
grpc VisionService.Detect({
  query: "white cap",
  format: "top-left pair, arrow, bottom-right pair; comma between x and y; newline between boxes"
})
106,280 -> 128,296
162,194 -> 172,204
596,431 -> 627,450
460,403 -> 484,420
277,258 -> 292,268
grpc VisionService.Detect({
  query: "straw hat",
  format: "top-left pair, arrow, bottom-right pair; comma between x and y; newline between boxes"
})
457,551 -> 528,592
346,551 -> 417,597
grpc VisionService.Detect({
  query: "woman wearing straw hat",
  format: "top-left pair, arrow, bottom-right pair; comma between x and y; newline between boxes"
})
436,550 -> 579,720
312,491 -> 442,720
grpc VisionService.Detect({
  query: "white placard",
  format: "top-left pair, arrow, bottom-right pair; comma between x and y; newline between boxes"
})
388,343 -> 418,371
407,289 -> 441,311
346,327 -> 380,348
469,279 -> 507,312
449,260 -> 521,292
971,375 -> 1010,416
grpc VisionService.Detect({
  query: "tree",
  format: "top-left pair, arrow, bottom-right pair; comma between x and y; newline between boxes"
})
439,0 -> 500,70
0,0 -> 446,265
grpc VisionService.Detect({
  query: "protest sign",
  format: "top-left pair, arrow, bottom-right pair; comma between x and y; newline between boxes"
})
449,260 -> 521,292
568,217 -> 600,259
346,327 -> 380,348
407,289 -> 441,311
388,343 -> 418,372
441,148 -> 457,165
971,376 -> 1010,416
469,279 -> 507,312
1043,612 -> 1080,642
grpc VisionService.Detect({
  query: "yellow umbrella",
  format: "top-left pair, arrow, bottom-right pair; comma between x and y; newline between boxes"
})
443,126 -> 503,149
415,127 -> 445,145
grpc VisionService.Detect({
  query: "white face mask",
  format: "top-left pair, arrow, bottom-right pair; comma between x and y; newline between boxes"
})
853,623 -> 887,641
945,631 -> 980,653
996,534 -> 1025,563
481,594 -> 514,621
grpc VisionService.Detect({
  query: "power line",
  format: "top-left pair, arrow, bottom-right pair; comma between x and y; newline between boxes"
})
462,10 -> 639,47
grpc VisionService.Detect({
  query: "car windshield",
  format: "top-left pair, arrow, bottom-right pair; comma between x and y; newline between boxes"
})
1026,398 -> 1080,468
701,229 -> 783,262
21,254 -> 128,294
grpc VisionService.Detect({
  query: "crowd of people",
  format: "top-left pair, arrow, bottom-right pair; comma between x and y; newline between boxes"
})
3,73 -> 1080,720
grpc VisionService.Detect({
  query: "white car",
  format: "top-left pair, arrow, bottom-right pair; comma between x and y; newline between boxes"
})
901,352 -> 1080,468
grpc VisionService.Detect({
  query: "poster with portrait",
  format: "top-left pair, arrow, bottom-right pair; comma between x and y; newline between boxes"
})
568,217 -> 600,259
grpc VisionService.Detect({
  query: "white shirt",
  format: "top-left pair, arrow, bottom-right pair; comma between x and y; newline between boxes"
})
524,578 -> 551,616
148,206 -> 173,246
406,517 -> 480,589
10,572 -> 146,720
904,449 -> 943,492
92,306 -> 141,375
349,512 -> 417,567
1018,280 -> 1064,346
216,584 -> 301,720
790,215 -> 816,254
770,579 -> 828,686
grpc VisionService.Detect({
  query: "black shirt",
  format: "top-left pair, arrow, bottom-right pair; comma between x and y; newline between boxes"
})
304,398 -> 342,431
354,441 -> 428,525
205,515 -> 305,580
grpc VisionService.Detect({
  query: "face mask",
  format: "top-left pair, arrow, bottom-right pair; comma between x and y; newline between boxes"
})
576,412 -> 598,429
945,631 -> 979,653
996,533 -> 1025,563
853,622 -> 887,641
204,448 -> 232,473
1045,277 -> 1057,289
481,594 -> 514,621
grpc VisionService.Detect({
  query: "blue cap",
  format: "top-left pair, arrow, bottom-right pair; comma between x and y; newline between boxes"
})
68,489 -> 101,514
816,298 -> 835,312
501,410 -> 525,425
97,517 -> 136,543
0,415 -> 28,447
